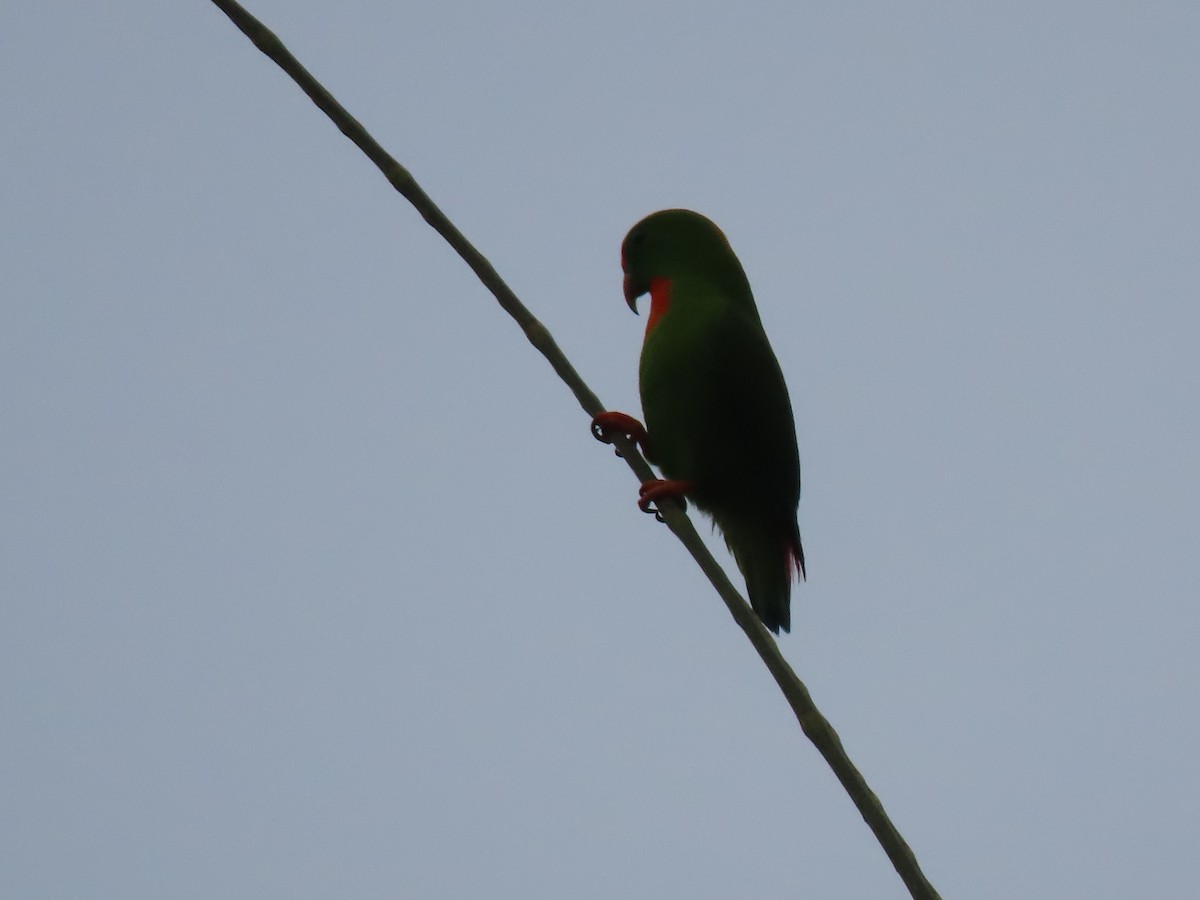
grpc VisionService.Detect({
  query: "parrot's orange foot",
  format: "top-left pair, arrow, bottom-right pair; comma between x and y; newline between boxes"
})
638,479 -> 693,521
591,411 -> 650,458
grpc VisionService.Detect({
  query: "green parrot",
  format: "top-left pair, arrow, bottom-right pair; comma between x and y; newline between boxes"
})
593,209 -> 805,633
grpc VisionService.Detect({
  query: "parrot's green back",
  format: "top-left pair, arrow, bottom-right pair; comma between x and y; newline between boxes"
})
623,209 -> 804,633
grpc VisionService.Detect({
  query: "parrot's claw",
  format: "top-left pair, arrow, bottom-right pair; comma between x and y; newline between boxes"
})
590,411 -> 650,458
637,479 -> 692,522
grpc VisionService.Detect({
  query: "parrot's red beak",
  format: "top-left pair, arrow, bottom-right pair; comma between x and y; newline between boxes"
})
623,273 -> 648,314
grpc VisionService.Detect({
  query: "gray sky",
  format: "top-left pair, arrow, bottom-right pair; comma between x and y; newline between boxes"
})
3,3 -> 1198,898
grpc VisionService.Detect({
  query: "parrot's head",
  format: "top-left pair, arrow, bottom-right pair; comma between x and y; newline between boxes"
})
620,209 -> 753,315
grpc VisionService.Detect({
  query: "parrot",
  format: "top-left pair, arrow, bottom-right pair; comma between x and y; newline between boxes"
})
593,208 -> 804,634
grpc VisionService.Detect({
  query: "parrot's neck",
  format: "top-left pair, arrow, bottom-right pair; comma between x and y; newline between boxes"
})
645,276 -> 672,337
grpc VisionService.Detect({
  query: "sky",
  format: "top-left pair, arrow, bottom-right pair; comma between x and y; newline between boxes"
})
3,3 -> 1198,898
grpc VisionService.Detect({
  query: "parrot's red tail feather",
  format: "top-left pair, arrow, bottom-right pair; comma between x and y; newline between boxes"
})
786,533 -> 807,583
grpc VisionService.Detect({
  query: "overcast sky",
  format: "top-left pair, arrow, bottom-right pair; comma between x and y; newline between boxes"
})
3,3 -> 1198,898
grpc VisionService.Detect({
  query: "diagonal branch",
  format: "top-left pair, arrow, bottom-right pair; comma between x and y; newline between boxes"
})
207,3 -> 943,898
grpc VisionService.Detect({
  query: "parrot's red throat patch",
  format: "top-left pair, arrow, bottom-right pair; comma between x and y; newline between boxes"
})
645,276 -> 672,335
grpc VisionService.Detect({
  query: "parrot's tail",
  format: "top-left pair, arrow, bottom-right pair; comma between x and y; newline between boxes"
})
722,518 -> 804,635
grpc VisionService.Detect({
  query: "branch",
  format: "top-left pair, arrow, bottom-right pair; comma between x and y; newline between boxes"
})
207,4 -> 942,898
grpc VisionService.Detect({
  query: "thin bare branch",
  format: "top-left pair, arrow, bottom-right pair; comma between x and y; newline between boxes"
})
207,3 -> 943,898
